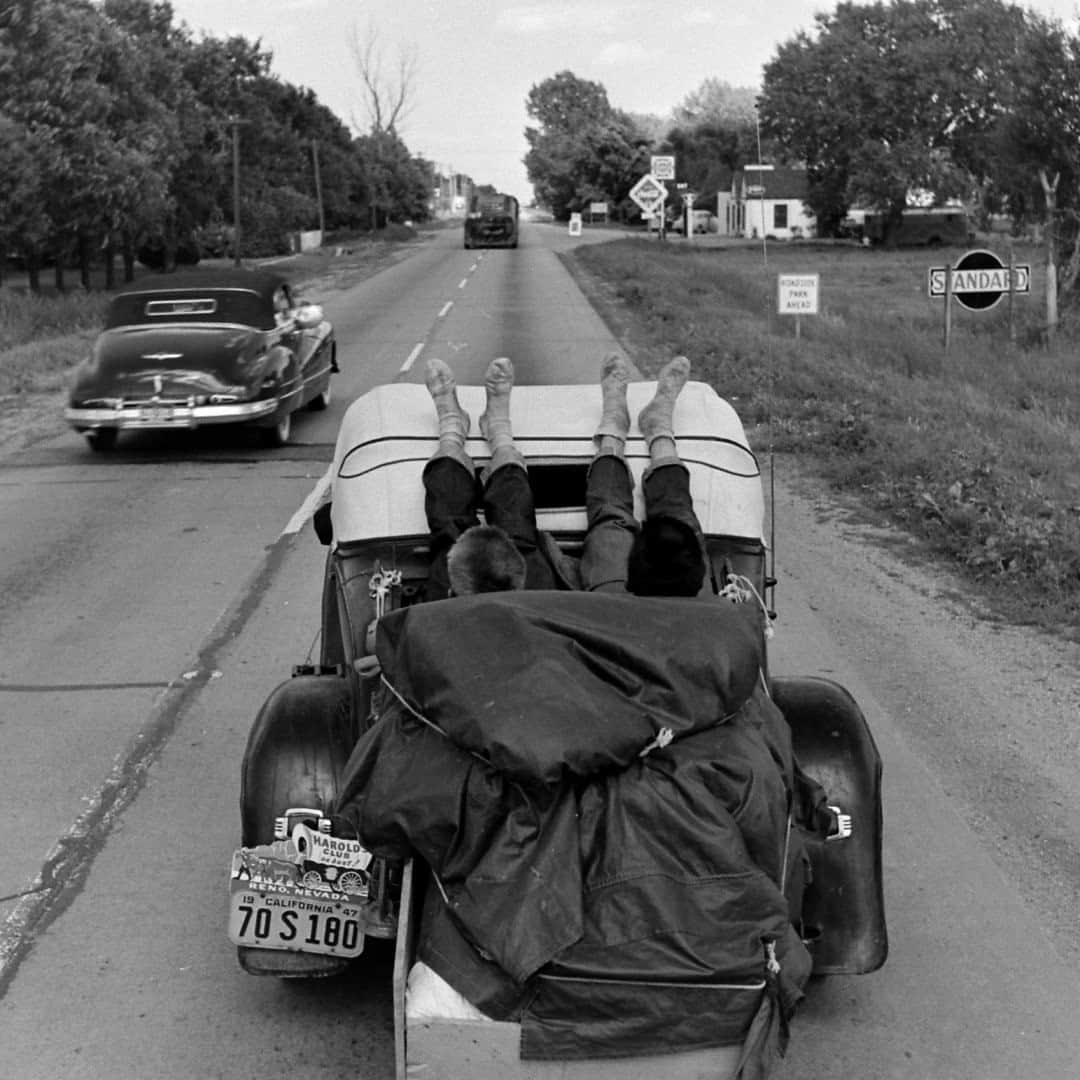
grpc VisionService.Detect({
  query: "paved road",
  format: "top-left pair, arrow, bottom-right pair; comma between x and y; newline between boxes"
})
1,222 -> 1078,1079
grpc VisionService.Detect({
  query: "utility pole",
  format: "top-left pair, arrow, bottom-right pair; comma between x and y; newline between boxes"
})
227,116 -> 246,266
311,139 -> 326,238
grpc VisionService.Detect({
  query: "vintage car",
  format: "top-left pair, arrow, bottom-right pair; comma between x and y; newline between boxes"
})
65,267 -> 336,451
232,379 -> 887,1078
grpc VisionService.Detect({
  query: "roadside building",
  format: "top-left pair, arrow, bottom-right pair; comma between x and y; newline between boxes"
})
718,164 -> 816,240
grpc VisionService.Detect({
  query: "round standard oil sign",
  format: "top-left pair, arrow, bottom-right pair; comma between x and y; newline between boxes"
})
928,249 -> 1031,311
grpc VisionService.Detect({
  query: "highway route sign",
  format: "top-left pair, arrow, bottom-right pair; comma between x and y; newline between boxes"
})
650,155 -> 676,180
929,249 -> 1031,311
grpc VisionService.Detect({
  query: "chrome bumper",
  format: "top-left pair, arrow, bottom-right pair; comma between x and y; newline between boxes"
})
65,398 -> 279,430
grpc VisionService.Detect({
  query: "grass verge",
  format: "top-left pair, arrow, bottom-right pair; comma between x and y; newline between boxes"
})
564,238 -> 1080,637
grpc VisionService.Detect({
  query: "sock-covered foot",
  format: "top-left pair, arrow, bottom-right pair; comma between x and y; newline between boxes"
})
595,352 -> 631,447
425,358 -> 470,446
480,357 -> 514,450
638,356 -> 690,446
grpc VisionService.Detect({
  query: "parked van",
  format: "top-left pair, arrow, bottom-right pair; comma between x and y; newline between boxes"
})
859,209 -> 973,247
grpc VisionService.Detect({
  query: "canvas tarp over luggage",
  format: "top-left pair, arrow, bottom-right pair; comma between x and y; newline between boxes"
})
332,591 -> 813,1062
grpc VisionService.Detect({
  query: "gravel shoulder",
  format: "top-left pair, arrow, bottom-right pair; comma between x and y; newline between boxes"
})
771,454 -> 1080,967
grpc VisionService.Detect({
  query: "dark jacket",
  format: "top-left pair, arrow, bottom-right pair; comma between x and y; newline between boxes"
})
333,592 -> 815,1062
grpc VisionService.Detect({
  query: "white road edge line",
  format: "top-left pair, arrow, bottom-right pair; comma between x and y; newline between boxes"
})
438,301 -> 453,318
399,342 -> 424,374
282,467 -> 333,537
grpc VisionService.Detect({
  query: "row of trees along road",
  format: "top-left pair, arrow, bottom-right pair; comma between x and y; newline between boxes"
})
524,0 -> 1079,329
0,0 -> 437,292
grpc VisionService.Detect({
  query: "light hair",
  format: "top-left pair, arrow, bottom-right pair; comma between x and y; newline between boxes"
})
447,525 -> 527,594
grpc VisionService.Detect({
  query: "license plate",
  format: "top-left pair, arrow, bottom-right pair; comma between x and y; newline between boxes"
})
228,877 -> 366,957
138,405 -> 175,422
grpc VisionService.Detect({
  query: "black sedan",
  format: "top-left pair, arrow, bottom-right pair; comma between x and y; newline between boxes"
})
65,268 -> 337,451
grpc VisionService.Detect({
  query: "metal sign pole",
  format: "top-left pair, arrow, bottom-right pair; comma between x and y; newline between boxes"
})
946,265 -> 954,349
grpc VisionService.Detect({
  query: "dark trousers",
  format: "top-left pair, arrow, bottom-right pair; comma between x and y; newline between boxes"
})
580,455 -> 705,592
424,457 -> 561,599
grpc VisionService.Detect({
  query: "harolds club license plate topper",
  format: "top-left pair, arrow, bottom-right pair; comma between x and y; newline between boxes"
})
228,821 -> 373,958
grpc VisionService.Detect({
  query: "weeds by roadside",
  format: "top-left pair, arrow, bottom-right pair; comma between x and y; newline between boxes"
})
566,239 -> 1080,635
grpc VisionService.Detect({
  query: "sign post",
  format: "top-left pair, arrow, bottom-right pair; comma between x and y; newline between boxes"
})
629,174 -> 668,240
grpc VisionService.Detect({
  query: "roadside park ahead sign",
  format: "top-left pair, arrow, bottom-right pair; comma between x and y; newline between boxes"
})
928,249 -> 1030,311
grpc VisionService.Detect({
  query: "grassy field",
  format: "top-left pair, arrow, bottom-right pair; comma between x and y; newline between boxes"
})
565,237 -> 1080,636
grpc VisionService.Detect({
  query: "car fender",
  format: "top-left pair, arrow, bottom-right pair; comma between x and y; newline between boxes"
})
771,674 -> 888,975
239,674 -> 356,848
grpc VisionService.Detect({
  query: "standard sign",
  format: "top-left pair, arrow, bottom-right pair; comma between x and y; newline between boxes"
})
778,274 -> 819,315
928,249 -> 1031,311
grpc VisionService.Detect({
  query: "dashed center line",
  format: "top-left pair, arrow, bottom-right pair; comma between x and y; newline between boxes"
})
399,342 -> 424,374
438,301 -> 453,318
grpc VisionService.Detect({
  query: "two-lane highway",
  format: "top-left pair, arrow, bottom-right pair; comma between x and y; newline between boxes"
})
1,221 -> 1078,1079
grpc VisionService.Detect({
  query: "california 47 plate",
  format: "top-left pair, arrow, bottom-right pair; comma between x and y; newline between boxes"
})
227,842 -> 371,958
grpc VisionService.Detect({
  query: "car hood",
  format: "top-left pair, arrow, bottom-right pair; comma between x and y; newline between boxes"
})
72,324 -> 268,400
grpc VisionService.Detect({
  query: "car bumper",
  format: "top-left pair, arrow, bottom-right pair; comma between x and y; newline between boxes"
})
65,398 -> 280,431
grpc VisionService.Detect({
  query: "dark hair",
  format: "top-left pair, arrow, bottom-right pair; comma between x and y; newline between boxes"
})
626,516 -> 706,597
447,525 -> 527,594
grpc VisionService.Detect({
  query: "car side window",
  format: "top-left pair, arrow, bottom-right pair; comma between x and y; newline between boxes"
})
273,286 -> 293,326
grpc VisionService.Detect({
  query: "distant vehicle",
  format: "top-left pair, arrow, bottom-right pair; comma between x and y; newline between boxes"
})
464,193 -> 519,249
670,209 -> 716,235
856,209 -> 973,247
65,268 -> 336,452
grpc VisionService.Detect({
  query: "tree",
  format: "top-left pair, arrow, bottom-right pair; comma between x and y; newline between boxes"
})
758,0 -> 1035,242
984,17 -> 1080,332
671,78 -> 757,129
524,71 -> 650,220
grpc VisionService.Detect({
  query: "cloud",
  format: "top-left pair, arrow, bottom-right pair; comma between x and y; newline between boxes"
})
595,41 -> 649,66
678,5 -> 717,26
498,3 -> 617,34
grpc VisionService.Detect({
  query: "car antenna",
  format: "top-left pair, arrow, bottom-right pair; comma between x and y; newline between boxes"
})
754,111 -> 778,623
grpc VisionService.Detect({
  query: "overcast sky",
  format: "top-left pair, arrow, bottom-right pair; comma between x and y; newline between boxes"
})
167,0 -> 1080,202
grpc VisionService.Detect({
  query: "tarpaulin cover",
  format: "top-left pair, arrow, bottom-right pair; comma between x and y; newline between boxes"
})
332,591 -> 813,1061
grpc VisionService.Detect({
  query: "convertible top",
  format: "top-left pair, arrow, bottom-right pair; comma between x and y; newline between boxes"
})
329,380 -> 765,543
110,267 -> 288,301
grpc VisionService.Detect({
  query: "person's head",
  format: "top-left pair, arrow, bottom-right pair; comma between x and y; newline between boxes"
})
626,516 -> 706,597
447,525 -> 527,595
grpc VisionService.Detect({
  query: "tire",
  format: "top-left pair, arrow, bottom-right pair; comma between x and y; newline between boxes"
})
263,409 -> 292,447
86,428 -> 118,452
309,380 -> 332,411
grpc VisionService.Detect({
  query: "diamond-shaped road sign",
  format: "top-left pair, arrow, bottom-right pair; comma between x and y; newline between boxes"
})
629,173 -> 667,212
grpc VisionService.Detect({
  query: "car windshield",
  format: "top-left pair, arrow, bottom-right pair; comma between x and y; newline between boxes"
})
104,289 -> 273,330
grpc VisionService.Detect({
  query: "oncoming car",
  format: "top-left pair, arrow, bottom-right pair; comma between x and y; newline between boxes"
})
65,268 -> 336,451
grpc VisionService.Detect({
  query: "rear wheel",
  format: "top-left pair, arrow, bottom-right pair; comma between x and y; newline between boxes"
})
309,380 -> 332,411
263,410 -> 292,447
86,428 -> 118,452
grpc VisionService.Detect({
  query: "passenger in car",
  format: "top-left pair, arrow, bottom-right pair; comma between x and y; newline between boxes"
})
423,356 -> 578,598
581,353 -> 708,596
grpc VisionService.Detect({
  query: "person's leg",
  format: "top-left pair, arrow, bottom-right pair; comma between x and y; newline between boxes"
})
635,357 -> 708,593
581,353 -> 638,592
477,357 -> 558,589
423,359 -> 479,599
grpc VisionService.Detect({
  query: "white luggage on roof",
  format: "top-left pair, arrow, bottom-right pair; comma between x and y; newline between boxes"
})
329,381 -> 765,544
